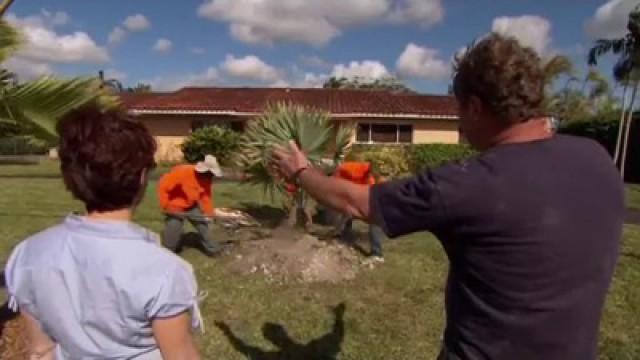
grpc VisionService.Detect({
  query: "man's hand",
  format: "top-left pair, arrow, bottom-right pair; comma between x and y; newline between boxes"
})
271,140 -> 310,181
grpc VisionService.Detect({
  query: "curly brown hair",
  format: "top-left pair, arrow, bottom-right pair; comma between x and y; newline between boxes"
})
453,33 -> 546,123
57,104 -> 157,212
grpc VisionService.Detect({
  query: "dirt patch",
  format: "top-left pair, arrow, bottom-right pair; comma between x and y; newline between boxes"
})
226,226 -> 373,284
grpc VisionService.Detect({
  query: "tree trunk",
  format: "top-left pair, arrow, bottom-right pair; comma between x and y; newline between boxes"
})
620,81 -> 638,180
614,84 -> 629,165
287,191 -> 311,230
0,0 -> 15,17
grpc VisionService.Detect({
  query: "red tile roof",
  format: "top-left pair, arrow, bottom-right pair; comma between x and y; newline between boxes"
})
122,87 -> 459,118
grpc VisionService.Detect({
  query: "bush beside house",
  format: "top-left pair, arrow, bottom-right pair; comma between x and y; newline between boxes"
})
181,126 -> 241,166
347,143 -> 476,178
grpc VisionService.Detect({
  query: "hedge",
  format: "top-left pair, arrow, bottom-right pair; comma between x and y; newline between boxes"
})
181,126 -> 241,165
346,143 -> 476,178
407,144 -> 476,173
0,136 -> 49,156
560,117 -> 639,183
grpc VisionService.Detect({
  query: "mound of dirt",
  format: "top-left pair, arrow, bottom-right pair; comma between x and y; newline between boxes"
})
226,228 -> 370,284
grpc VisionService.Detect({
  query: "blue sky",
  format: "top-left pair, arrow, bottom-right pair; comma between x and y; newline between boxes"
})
6,0 -> 637,94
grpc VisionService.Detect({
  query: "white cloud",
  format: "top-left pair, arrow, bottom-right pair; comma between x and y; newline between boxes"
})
221,54 -> 280,82
108,26 -> 126,45
41,9 -> 70,26
298,72 -> 329,87
104,68 -> 128,82
197,0 -> 444,46
153,38 -> 173,53
123,14 -> 151,32
586,0 -> 638,39
190,47 -> 206,55
300,55 -> 332,69
492,15 -> 552,55
331,60 -> 390,80
144,67 -> 220,91
396,43 -> 449,80
387,0 -> 443,27
7,12 -> 110,64
4,57 -> 53,80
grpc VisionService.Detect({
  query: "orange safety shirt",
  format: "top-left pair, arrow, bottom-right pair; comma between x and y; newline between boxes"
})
157,165 -> 214,216
335,161 -> 376,185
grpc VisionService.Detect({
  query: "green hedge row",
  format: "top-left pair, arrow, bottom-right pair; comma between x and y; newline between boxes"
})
560,117 -> 639,183
181,126 -> 241,165
346,143 -> 476,178
0,136 -> 49,156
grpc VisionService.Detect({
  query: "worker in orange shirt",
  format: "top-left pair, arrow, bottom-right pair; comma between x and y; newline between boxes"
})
334,161 -> 385,261
158,155 -> 222,256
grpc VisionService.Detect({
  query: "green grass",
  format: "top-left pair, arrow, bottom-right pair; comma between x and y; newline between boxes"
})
0,164 -> 639,359
628,185 -> 640,210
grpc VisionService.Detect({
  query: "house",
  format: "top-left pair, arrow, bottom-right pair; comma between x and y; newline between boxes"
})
123,87 -> 460,162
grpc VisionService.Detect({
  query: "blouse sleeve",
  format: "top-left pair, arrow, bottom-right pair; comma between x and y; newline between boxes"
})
145,260 -> 203,330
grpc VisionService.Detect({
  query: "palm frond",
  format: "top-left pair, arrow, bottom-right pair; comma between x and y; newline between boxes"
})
241,102 -> 352,199
588,38 -> 627,66
0,76 -> 120,135
0,19 -> 22,64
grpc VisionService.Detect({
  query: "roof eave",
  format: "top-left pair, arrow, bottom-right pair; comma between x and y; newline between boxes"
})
128,109 -> 459,120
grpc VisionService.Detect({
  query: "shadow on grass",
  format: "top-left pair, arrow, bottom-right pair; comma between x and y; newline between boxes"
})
215,303 -> 345,360
239,203 -> 287,229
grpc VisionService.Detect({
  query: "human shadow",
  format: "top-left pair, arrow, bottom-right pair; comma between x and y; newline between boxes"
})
215,303 -> 346,360
239,203 -> 287,229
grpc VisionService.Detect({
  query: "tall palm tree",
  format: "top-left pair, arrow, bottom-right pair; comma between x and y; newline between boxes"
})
543,55 -> 575,90
589,4 -> 640,178
0,0 -> 15,17
0,19 -> 117,137
240,103 -> 353,229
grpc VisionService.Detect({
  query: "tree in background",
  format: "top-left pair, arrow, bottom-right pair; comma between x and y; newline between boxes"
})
0,19 -> 117,139
589,4 -> 640,178
323,76 -> 416,94
240,103 -> 353,229
544,54 -> 615,124
98,70 -> 123,93
127,83 -> 152,93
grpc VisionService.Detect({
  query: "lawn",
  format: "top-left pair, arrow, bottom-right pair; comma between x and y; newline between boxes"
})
628,184 -> 640,210
0,164 -> 639,359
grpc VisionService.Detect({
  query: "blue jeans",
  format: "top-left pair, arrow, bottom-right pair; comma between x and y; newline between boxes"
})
338,217 -> 384,257
163,207 -> 219,254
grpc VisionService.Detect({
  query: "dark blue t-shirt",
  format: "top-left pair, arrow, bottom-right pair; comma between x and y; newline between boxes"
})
370,135 -> 625,360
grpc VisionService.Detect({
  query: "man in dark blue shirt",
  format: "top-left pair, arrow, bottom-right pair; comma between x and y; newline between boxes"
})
271,34 -> 624,359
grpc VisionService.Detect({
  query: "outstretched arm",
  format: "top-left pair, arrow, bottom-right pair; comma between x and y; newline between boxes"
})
272,142 -> 372,221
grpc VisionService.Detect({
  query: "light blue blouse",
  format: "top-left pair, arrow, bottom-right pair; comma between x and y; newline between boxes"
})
5,214 -> 202,359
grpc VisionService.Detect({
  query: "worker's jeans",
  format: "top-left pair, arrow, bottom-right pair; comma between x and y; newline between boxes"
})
337,216 -> 384,257
163,207 -> 219,254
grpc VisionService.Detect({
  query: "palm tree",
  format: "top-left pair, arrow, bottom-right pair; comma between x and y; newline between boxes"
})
0,0 -> 15,17
589,4 -> 640,178
543,55 -> 575,90
240,103 -> 353,229
0,18 -> 117,137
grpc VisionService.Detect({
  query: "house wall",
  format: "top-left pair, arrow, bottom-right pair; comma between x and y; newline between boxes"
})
341,118 -> 460,144
138,115 -> 192,162
138,114 -> 460,162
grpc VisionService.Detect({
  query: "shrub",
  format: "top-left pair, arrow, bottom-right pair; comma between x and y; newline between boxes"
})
559,118 -> 618,155
0,136 -> 49,155
346,144 -> 410,178
407,144 -> 476,173
181,126 -> 241,166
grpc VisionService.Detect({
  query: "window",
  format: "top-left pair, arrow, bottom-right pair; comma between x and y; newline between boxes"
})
356,123 -> 413,144
192,119 -> 244,132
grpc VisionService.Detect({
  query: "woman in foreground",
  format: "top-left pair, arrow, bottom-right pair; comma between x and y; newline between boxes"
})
5,104 -> 201,359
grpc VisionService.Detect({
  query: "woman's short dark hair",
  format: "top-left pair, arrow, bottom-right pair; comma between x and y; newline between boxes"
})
453,33 -> 546,123
57,103 -> 156,212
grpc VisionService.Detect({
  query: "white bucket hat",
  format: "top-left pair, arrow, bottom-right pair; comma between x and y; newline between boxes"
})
195,155 -> 223,177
